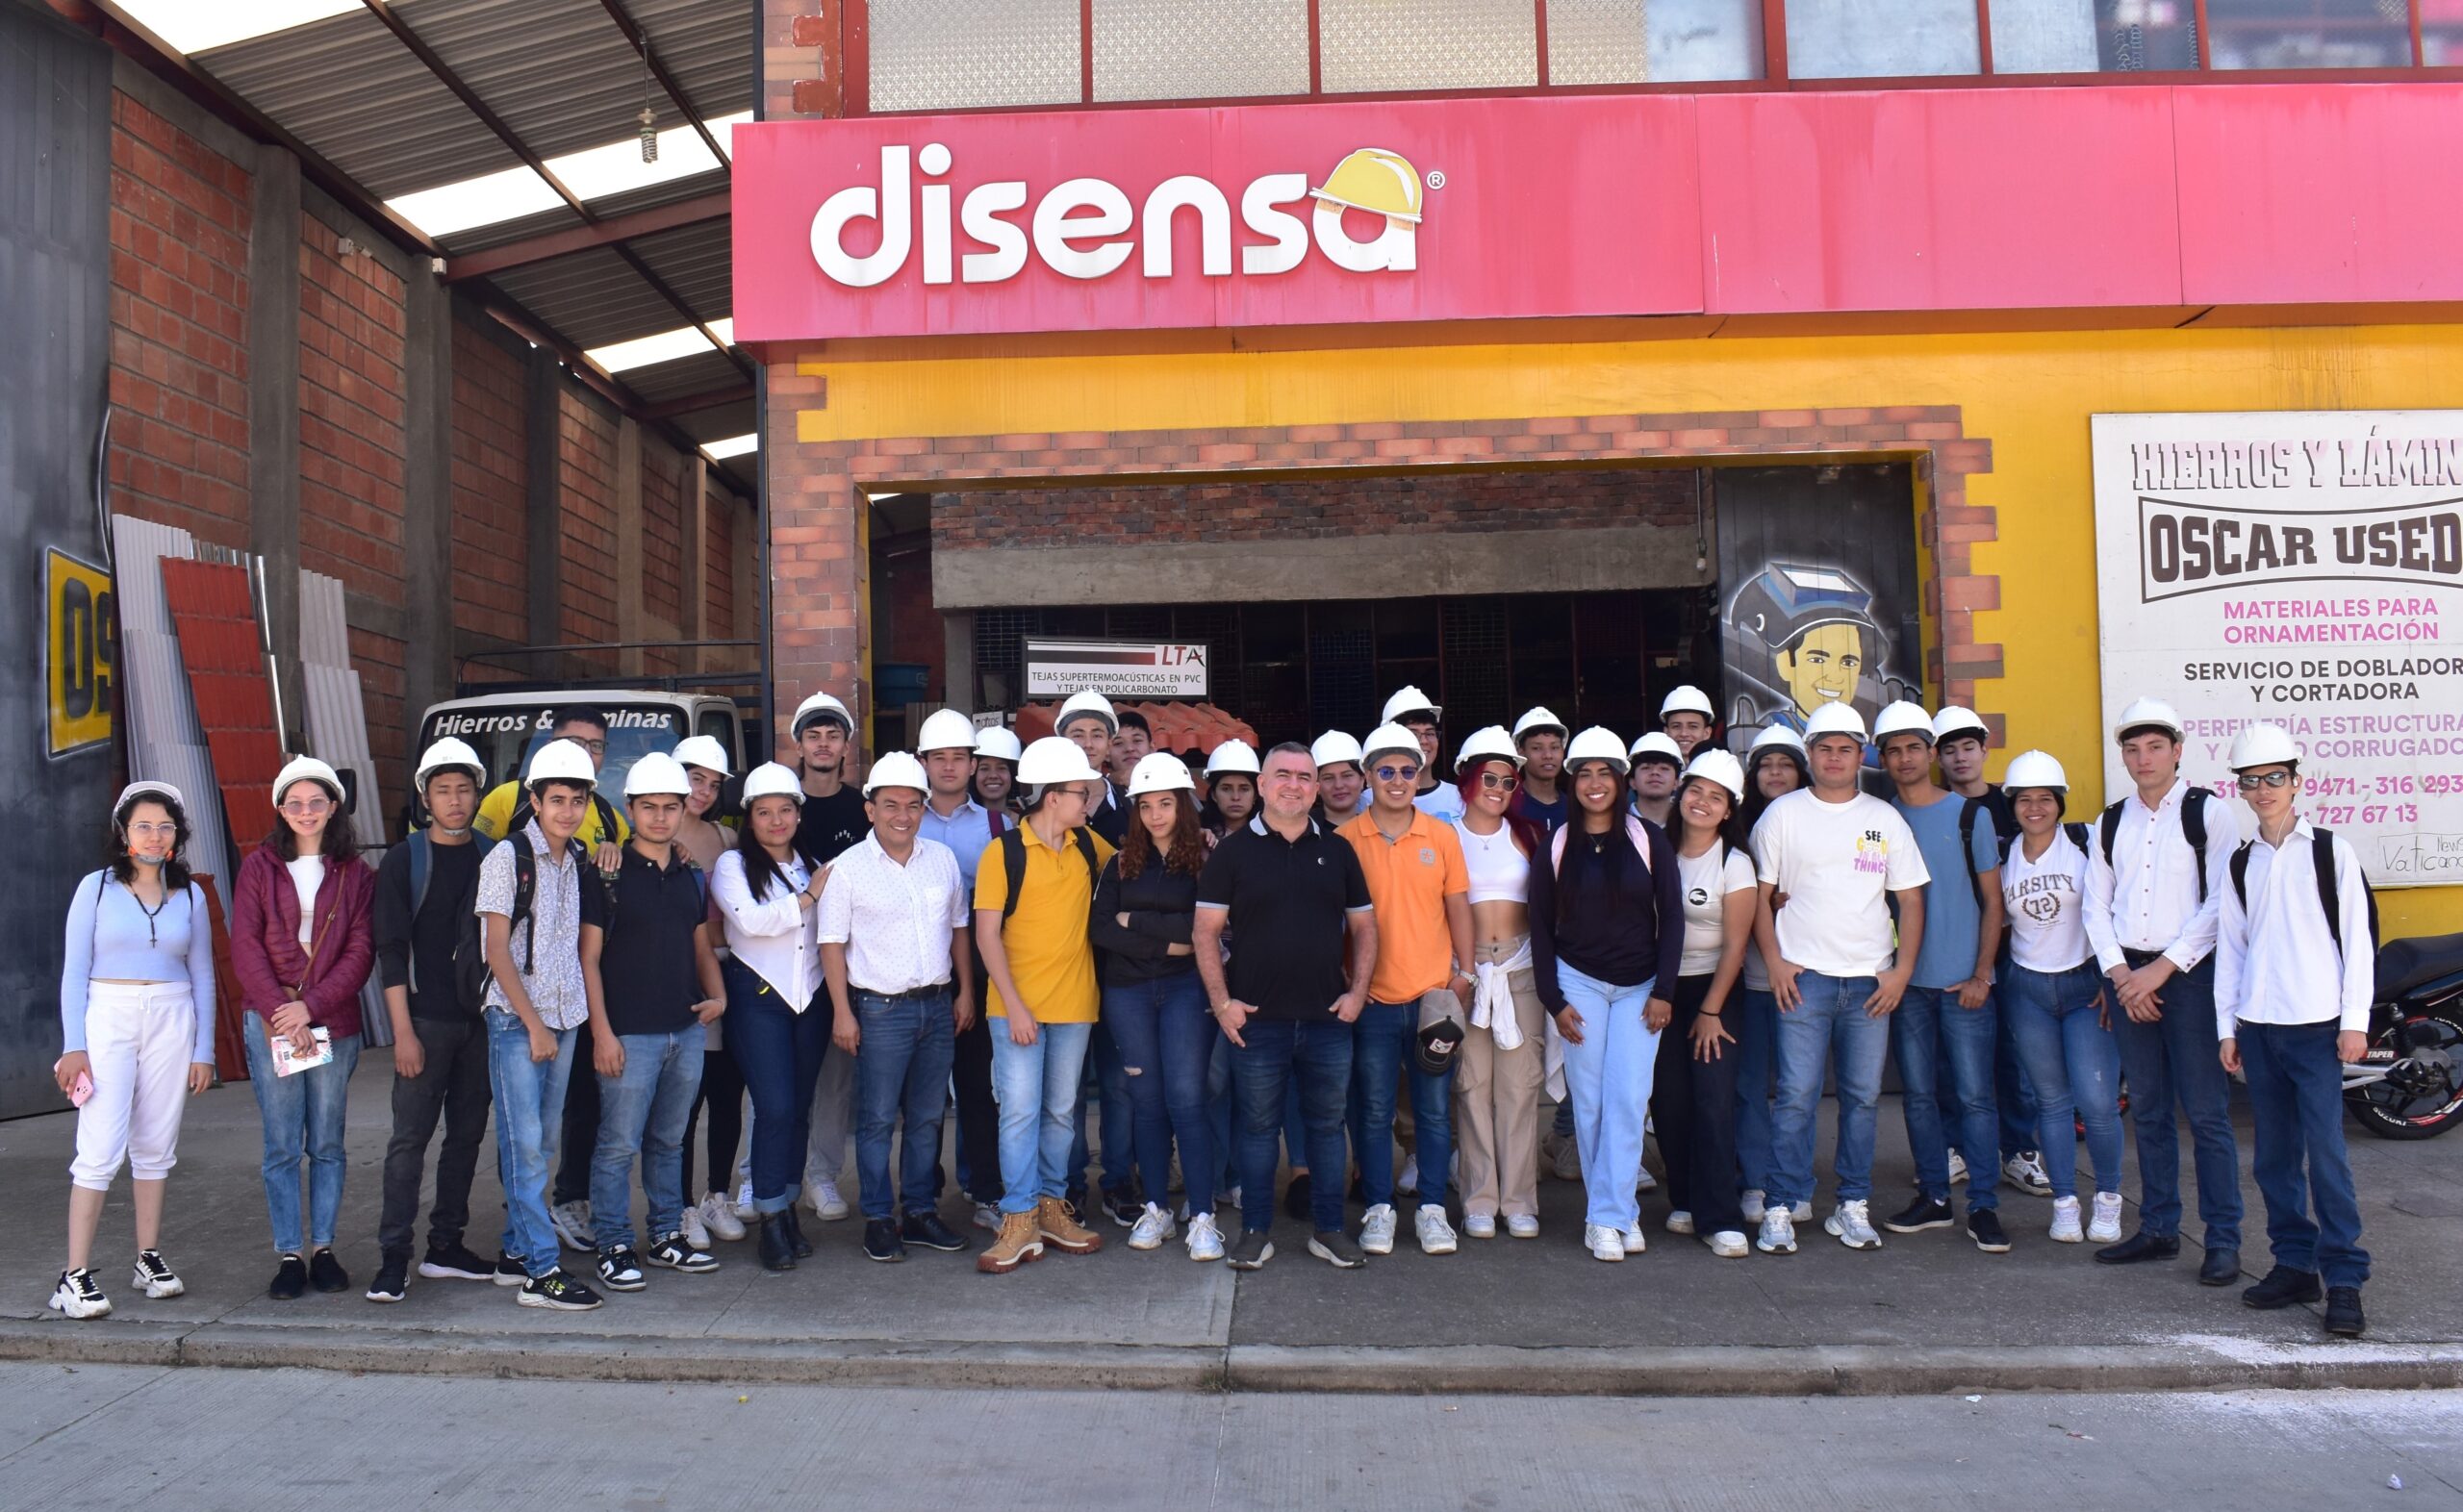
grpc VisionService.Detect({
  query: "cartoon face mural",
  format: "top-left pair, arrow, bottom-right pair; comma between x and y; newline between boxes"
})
1723,561 -> 1908,740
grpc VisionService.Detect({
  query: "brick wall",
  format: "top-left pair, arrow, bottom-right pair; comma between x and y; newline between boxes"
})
557,389 -> 621,676
449,316 -> 528,650
705,486 -> 736,650
641,440 -> 684,676
107,89 -> 251,549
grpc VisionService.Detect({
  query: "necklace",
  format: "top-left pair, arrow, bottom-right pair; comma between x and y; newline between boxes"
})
124,881 -> 170,945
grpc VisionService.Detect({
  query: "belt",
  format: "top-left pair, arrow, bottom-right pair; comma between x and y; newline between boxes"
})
852,982 -> 952,1003
2121,947 -> 2169,968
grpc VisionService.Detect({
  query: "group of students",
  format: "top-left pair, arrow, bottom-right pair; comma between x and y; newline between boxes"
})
49,682 -> 2376,1337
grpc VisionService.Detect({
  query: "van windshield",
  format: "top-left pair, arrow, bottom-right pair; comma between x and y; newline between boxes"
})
419,703 -> 689,800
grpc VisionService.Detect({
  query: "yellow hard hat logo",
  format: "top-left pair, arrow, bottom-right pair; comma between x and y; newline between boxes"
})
1310,147 -> 1423,225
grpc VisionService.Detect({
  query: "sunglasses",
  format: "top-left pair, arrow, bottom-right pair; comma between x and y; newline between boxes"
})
2235,770 -> 2294,791
1475,770 -> 1518,792
1372,764 -> 1421,783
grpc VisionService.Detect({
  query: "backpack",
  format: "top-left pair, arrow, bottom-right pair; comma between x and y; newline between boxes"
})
998,823 -> 1100,924
506,828 -> 592,973
408,829 -> 496,1011
2001,823 -> 2094,869
508,789 -> 619,851
1957,791 -> 2019,910
2100,786 -> 2211,902
2228,827 -> 2378,962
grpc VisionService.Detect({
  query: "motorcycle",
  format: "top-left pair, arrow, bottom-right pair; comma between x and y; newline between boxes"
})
2345,931 -> 2463,1140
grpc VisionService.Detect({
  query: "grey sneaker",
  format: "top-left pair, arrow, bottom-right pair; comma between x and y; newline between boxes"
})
1307,1229 -> 1368,1269
1226,1229 -> 1274,1270
549,1198 -> 594,1251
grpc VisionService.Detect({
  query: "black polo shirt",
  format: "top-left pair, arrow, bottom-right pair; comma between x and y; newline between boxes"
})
594,844 -> 708,1037
797,783 -> 867,867
1195,814 -> 1372,1021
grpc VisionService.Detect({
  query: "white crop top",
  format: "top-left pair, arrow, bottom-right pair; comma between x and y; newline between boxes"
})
1455,818 -> 1530,905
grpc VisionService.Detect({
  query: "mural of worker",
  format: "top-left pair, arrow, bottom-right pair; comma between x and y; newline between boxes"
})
1722,562 -> 1917,749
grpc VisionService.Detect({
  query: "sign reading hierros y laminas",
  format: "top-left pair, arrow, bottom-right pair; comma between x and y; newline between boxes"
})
2093,411 -> 2463,887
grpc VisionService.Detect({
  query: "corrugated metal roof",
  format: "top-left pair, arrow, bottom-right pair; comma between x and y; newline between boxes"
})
623,348 -> 742,405
627,217 -> 732,319
490,246 -> 676,350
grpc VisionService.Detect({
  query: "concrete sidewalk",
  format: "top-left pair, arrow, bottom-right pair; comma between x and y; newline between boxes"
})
3,1047 -> 2459,1395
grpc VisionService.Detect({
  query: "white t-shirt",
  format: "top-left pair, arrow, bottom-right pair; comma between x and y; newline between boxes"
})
2002,827 -> 2093,974
286,855 -> 325,945
1750,789 -> 1930,978
1677,844 -> 1758,978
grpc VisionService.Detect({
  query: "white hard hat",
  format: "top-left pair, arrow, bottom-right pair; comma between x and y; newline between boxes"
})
740,761 -> 802,805
863,750 -> 931,796
2113,696 -> 2185,743
1054,690 -> 1118,735
792,690 -> 852,736
114,779 -> 186,814
1871,700 -> 1935,745
273,755 -> 344,807
2002,749 -> 2069,794
1748,723 -> 1808,760
1381,685 -> 1441,725
622,751 -> 693,798
1932,706 -> 1991,746
1660,685 -> 1714,720
1628,731 -> 1685,769
2228,721 -> 2302,771
1361,722 -> 1424,767
974,724 -> 1023,764
525,741 -> 597,789
1511,706 -> 1567,744
672,734 -> 731,776
1311,731 -> 1364,770
1205,740 -> 1259,776
1564,727 -> 1631,775
1127,751 -> 1197,798
916,708 -> 978,754
414,737 -> 485,792
1018,735 -> 1105,787
1456,725 -> 1521,769
1803,702 -> 1868,743
1684,748 -> 1747,803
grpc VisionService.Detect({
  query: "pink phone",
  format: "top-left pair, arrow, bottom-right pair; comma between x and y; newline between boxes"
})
67,1071 -> 94,1108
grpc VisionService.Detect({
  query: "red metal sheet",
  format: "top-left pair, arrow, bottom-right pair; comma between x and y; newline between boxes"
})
195,873 -> 249,1083
1011,701 -> 1257,754
161,559 -> 282,857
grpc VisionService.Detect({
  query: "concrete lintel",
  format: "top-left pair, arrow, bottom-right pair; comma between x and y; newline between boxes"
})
342,589 -> 407,645
246,142 -> 303,752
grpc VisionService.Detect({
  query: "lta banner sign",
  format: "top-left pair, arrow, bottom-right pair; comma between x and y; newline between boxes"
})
2093,411 -> 2463,886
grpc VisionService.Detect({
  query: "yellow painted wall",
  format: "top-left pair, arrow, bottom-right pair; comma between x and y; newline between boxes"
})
793,322 -> 2463,933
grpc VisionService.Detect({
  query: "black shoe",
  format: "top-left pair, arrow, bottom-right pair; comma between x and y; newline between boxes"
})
493,1251 -> 528,1287
1226,1229 -> 1274,1270
595,1247 -> 647,1292
1884,1196 -> 1954,1234
418,1241 -> 495,1282
1100,1183 -> 1142,1228
268,1254 -> 308,1300
1967,1209 -> 2012,1254
757,1212 -> 798,1272
1307,1229 -> 1367,1269
1282,1172 -> 1314,1222
863,1219 -> 907,1263
646,1232 -> 720,1273
2094,1230 -> 2181,1266
2323,1286 -> 2366,1337
783,1205 -> 815,1259
2242,1265 -> 2323,1310
2198,1244 -> 2243,1287
365,1255 -> 408,1303
901,1210 -> 970,1253
517,1269 -> 602,1311
307,1248 -> 349,1294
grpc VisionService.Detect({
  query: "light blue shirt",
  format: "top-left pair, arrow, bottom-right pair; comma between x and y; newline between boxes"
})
1894,790 -> 2000,991
61,870 -> 218,1064
1413,784 -> 1466,822
920,795 -> 997,892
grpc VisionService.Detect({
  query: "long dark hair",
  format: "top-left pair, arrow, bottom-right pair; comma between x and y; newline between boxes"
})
1456,757 -> 1543,858
266,784 -> 359,867
1554,763 -> 1636,926
1120,791 -> 1205,881
108,793 -> 192,891
735,795 -> 800,901
1739,746 -> 1809,836
1669,775 -> 1745,857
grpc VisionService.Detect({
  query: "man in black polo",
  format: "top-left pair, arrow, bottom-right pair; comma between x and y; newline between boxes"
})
1193,743 -> 1378,1271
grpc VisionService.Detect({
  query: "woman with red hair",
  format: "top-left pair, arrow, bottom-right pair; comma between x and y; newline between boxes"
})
1448,726 -> 1549,1240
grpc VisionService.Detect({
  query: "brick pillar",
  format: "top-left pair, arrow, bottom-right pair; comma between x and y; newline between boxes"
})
614,416 -> 645,676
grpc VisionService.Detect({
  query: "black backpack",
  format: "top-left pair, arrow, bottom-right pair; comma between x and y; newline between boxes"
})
2229,827 -> 2378,961
408,829 -> 496,1011
506,829 -> 593,972
2002,822 -> 2094,867
1956,790 -> 2020,910
2100,787 -> 2212,901
998,824 -> 1100,924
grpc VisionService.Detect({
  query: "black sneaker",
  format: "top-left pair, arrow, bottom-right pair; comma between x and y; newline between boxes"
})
596,1247 -> 647,1292
518,1269 -> 603,1311
1307,1229 -> 1368,1269
418,1241 -> 495,1282
1967,1209 -> 2012,1254
268,1254 -> 309,1300
1226,1230 -> 1275,1270
2242,1264 -> 2323,1310
646,1232 -> 720,1273
901,1210 -> 970,1253
1884,1196 -> 1954,1234
307,1248 -> 349,1294
2323,1286 -> 2366,1337
863,1218 -> 907,1263
493,1251 -> 529,1287
366,1255 -> 409,1303
1100,1183 -> 1142,1228
1282,1172 -> 1314,1222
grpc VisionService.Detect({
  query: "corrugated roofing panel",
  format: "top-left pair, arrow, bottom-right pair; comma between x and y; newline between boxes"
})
489,246 -> 683,349
627,216 -> 732,319
622,347 -> 741,404
385,0 -> 724,163
629,0 -> 757,122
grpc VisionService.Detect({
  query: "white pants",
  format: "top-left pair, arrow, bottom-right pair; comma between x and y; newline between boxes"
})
70,982 -> 197,1191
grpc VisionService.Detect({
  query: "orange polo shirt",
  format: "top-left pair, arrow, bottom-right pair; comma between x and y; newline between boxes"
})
1339,806 -> 1469,1004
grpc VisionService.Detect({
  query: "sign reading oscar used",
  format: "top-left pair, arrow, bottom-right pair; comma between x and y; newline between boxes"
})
2094,412 -> 2463,888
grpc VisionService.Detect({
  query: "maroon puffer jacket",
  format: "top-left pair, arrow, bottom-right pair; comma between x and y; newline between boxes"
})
231,844 -> 377,1039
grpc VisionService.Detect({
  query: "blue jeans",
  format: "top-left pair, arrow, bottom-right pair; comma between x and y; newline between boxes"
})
591,1027 -> 703,1250
724,957 -> 829,1217
1892,985 -> 2002,1212
1105,972 -> 1219,1219
2002,962 -> 2123,1199
2111,955 -> 2242,1248
241,1013 -> 362,1255
1206,1039 -> 1308,1195
1769,971 -> 1891,1209
484,1008 -> 577,1277
1732,987 -> 1781,1195
988,1018 -> 1093,1215
2240,1021 -> 2369,1289
1558,963 -> 1662,1231
1349,995 -> 1456,1211
1993,977 -> 2043,1160
1070,1020 -> 1135,1197
1230,1018 -> 1354,1235
852,986 -> 957,1222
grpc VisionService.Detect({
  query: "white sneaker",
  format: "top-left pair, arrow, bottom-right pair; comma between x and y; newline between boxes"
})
1585,1222 -> 1627,1262
1948,1150 -> 1969,1185
1463,1211 -> 1498,1240
1223,1185 -> 1242,1211
733,1180 -> 756,1222
1704,1229 -> 1750,1258
808,1179 -> 850,1221
1788,1199 -> 1815,1222
972,1201 -> 1001,1234
1185,1213 -> 1225,1262
1619,1221 -> 1648,1254
1664,1210 -> 1694,1235
49,1268 -> 110,1319
2090,1191 -> 2125,1244
1741,1189 -> 1767,1222
132,1248 -> 185,1298
679,1202 -> 712,1251
550,1198 -> 594,1251
1756,1208 -> 1798,1254
2004,1150 -> 2054,1197
698,1190 -> 746,1243
1359,1203 -> 1399,1256
1506,1213 -> 1540,1240
2048,1196 -> 2084,1244
1130,1201 -> 1178,1250
1398,1156 -> 1420,1197
1824,1199 -> 1883,1250
1414,1204 -> 1458,1255
1635,1166 -> 1658,1195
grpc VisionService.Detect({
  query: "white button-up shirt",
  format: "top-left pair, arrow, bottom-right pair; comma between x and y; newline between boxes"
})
713,846 -> 819,1010
2083,776 -> 2240,973
816,831 -> 966,995
2216,818 -> 2374,1039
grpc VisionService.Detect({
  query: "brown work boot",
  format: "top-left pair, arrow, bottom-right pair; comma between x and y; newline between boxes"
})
976,1210 -> 1044,1274
1035,1196 -> 1104,1255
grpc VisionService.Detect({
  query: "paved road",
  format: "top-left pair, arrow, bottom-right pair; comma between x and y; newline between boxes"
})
5,1364 -> 2459,1509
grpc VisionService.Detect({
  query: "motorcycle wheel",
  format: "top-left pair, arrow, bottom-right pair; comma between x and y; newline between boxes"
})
2345,1014 -> 2463,1140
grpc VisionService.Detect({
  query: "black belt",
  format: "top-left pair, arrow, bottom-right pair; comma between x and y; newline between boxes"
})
2122,947 -> 2164,968
852,983 -> 952,1003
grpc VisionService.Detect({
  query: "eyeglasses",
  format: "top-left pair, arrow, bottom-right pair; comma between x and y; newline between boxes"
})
567,739 -> 608,756
1373,764 -> 1420,783
2236,770 -> 2294,791
1476,770 -> 1518,792
279,797 -> 333,817
124,821 -> 178,838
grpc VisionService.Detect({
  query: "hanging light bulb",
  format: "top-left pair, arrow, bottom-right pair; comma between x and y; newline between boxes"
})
639,107 -> 658,164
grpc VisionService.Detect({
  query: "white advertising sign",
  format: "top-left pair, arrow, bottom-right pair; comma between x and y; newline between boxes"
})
2093,411 -> 2463,888
1023,639 -> 1209,700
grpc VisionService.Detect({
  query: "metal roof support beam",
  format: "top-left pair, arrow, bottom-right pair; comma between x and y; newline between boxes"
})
593,0 -> 727,164
644,381 -> 756,419
440,190 -> 730,283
